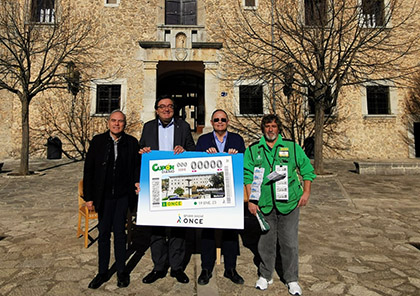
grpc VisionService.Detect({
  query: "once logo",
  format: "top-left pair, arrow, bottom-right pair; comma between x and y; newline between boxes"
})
182,217 -> 204,225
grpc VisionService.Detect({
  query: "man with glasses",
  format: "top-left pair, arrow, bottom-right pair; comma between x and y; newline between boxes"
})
139,95 -> 195,284
195,109 -> 246,285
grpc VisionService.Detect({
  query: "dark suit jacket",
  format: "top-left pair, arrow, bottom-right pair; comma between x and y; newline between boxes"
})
139,118 -> 196,151
196,131 -> 245,153
83,131 -> 140,211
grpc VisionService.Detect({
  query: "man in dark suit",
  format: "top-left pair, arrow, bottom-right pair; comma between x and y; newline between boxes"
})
196,109 -> 246,285
139,95 -> 195,284
83,110 -> 140,289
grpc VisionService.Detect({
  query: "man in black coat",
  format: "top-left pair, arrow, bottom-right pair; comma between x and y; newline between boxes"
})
83,110 -> 140,289
195,109 -> 246,285
139,95 -> 195,284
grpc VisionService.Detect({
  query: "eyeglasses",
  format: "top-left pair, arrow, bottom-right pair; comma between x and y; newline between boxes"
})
213,118 -> 227,123
157,104 -> 174,110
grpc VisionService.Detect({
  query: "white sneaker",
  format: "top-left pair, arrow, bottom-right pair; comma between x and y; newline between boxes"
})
255,277 -> 273,290
287,281 -> 302,295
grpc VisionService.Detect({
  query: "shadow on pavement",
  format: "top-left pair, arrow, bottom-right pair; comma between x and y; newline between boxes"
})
37,160 -> 81,172
240,208 -> 262,271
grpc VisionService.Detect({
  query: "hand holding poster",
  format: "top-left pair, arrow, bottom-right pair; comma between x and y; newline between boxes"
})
137,151 -> 244,229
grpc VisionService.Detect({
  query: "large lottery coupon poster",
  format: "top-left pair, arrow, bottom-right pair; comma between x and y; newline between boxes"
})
137,151 -> 244,229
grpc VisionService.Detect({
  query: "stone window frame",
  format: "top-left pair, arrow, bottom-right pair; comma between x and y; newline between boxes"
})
361,79 -> 397,118
233,79 -> 268,116
104,0 -> 120,8
90,78 -> 127,116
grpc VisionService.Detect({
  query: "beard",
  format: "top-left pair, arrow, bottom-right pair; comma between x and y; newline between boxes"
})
264,132 -> 278,142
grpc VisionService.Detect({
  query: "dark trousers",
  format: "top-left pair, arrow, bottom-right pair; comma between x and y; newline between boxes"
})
98,196 -> 128,274
150,226 -> 186,271
201,228 -> 239,271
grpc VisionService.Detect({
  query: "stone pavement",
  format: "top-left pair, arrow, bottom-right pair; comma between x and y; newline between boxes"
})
0,158 -> 420,296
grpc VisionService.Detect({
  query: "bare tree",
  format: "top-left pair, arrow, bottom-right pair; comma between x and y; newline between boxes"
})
31,88 -> 105,160
0,0 -> 99,174
31,85 -> 143,160
31,88 -> 143,161
226,87 -> 344,159
215,0 -> 420,174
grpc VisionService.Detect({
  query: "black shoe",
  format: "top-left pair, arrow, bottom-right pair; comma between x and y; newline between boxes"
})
142,270 -> 166,284
197,269 -> 212,285
170,269 -> 189,284
88,273 -> 108,289
117,271 -> 130,288
224,268 -> 244,284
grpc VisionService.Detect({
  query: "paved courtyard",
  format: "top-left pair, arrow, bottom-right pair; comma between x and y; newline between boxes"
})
0,158 -> 420,295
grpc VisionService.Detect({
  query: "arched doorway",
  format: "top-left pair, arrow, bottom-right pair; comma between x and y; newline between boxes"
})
157,61 -> 205,132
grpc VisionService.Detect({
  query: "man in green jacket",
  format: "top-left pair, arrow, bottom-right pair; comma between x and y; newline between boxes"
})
244,114 -> 316,296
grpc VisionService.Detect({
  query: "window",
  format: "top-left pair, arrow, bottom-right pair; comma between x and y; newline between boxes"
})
31,0 -> 55,23
361,81 -> 397,117
307,86 -> 335,115
104,0 -> 120,7
366,85 -> 389,114
304,0 -> 327,27
360,0 -> 385,27
91,79 -> 127,115
239,85 -> 263,115
96,85 -> 121,114
244,0 -> 256,8
165,0 -> 197,25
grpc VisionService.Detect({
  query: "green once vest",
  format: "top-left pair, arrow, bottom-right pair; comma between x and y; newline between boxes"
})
244,135 -> 316,214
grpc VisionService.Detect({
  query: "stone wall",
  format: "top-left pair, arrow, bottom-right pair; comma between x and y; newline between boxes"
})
0,90 -> 19,160
1,0 -> 419,161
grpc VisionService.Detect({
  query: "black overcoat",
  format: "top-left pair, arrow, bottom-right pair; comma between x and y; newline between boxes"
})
83,131 -> 140,211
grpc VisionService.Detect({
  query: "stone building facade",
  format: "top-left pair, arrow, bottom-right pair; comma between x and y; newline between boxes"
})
1,0 -> 420,161
167,174 -> 214,194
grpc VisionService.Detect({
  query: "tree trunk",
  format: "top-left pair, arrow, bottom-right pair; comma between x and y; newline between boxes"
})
19,97 -> 30,175
313,100 -> 325,175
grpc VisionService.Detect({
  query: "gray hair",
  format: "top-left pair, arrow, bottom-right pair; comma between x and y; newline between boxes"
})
108,109 -> 126,123
211,109 -> 229,121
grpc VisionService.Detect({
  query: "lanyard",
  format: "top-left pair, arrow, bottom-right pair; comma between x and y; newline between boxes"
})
262,145 -> 280,173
